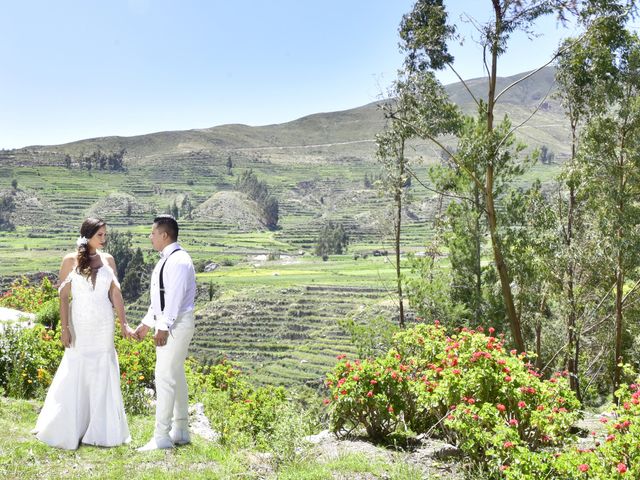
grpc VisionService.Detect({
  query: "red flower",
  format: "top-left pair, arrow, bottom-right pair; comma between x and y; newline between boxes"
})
497,404 -> 506,412
503,441 -> 514,449
504,376 -> 512,383
366,391 -> 373,398
518,401 -> 526,408
509,419 -> 519,426
578,464 -> 589,472
617,463 -> 628,474
322,398 -> 330,405
370,379 -> 378,385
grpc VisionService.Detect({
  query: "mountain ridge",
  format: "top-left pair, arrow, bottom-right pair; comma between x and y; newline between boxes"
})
2,67 -> 567,165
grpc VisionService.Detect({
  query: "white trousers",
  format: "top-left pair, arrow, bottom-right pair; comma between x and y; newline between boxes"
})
154,311 -> 195,441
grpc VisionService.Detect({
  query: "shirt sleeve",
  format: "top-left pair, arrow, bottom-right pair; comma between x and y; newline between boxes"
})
160,255 -> 191,331
141,305 -> 155,328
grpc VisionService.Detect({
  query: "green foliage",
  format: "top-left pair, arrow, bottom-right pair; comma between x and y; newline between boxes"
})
497,380 -> 640,479
115,334 -> 156,414
0,276 -> 57,313
35,297 -> 60,330
105,230 -> 134,281
235,169 -> 279,229
0,190 -> 16,231
315,221 -> 349,257
327,322 -> 581,472
0,324 -> 63,399
121,247 -> 146,301
339,314 -> 400,359
185,357 -> 311,459
80,148 -> 126,171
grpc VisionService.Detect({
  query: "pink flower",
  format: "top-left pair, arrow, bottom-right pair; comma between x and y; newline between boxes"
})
509,419 -> 519,426
504,376 -> 512,383
497,404 -> 506,412
503,441 -> 514,449
518,401 -> 526,408
578,464 -> 589,472
617,463 -> 628,474
366,391 -> 373,398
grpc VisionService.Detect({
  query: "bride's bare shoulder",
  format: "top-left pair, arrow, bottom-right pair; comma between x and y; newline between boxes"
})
62,252 -> 77,262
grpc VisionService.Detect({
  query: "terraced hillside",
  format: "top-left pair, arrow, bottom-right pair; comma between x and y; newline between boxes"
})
0,68 -> 569,387
192,284 -> 392,386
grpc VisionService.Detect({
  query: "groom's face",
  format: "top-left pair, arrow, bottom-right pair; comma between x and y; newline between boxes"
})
149,223 -> 168,252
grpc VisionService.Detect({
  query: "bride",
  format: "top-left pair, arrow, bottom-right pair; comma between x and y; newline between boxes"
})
33,218 -> 135,449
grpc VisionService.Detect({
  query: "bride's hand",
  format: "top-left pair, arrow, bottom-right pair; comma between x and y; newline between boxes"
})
120,323 -> 136,339
61,328 -> 72,348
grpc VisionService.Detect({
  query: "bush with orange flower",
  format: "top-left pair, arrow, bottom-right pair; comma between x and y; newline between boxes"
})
326,322 -> 581,476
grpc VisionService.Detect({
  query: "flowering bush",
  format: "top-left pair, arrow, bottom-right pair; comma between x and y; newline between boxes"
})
325,353 -> 413,440
327,322 -> 581,474
519,381 -> 640,480
186,358 -> 301,450
0,276 -> 57,313
0,324 -> 63,399
115,333 -> 156,414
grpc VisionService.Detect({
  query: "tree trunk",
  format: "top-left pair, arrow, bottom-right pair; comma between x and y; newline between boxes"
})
396,140 -> 406,328
474,183 -> 482,325
486,2 -> 525,353
566,122 -> 580,396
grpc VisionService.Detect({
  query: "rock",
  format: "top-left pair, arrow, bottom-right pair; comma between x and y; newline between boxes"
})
189,402 -> 220,442
204,263 -> 219,272
0,307 -> 35,332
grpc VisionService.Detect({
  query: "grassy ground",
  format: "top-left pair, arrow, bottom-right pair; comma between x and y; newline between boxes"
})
0,397 -> 426,480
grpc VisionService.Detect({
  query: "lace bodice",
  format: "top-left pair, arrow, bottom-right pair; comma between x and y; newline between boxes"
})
59,258 -> 121,352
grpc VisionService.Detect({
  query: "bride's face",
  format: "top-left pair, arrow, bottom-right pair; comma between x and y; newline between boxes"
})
88,226 -> 107,252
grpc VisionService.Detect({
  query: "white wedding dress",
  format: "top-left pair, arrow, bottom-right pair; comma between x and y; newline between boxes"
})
33,260 -> 131,450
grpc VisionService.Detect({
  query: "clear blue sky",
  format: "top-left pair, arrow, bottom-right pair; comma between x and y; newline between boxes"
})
1,1 -> 582,149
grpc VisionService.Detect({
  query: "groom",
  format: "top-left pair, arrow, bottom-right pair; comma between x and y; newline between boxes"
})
135,214 -> 197,451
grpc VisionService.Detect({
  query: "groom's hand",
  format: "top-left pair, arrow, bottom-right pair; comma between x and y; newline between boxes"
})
134,324 -> 150,341
154,329 -> 169,347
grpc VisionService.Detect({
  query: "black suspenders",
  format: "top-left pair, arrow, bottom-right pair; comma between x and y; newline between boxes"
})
159,248 -> 181,312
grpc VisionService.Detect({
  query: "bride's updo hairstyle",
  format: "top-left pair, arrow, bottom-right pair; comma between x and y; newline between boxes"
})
76,217 -> 106,277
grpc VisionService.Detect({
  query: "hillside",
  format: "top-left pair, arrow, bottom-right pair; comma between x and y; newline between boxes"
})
0,67 -> 569,166
0,67 -> 569,387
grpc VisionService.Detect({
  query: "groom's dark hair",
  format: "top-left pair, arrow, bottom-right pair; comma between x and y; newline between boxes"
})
154,214 -> 179,241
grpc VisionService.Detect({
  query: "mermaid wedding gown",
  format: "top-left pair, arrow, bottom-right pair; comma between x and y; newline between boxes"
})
33,260 -> 131,450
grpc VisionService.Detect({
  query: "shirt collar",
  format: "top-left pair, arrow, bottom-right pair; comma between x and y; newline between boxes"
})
160,242 -> 180,258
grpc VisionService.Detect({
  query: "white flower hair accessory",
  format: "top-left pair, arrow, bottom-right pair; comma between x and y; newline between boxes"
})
76,236 -> 89,247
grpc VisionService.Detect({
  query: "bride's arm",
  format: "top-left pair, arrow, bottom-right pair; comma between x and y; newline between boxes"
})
58,255 -> 74,348
105,255 -> 134,338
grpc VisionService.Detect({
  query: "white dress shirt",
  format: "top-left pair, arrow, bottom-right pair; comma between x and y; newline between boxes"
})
142,242 -> 196,331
